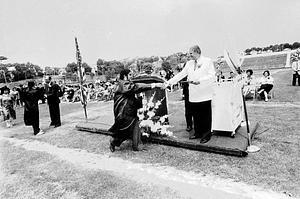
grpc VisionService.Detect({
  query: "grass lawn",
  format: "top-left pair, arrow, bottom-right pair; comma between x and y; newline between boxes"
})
0,141 -> 183,199
1,68 -> 299,198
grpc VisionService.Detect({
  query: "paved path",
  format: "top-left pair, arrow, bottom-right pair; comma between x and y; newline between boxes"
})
0,136 -> 294,199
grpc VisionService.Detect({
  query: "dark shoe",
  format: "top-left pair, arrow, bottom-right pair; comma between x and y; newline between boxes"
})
200,136 -> 211,144
54,124 -> 61,128
109,142 -> 115,152
49,123 -> 55,127
186,126 -> 193,132
132,147 -> 139,151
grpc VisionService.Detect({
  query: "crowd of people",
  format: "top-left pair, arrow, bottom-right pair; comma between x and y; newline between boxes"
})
61,81 -> 116,103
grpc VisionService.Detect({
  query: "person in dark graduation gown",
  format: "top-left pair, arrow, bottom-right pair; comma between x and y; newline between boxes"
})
21,81 -> 44,135
44,76 -> 62,127
109,69 -> 164,152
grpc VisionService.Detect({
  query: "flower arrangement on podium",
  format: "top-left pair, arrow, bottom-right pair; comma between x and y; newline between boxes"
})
137,92 -> 173,138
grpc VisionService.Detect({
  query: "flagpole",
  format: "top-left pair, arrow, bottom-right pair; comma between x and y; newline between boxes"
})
75,37 -> 88,120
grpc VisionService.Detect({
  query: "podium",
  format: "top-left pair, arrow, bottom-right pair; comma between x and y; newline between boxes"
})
212,77 -> 244,136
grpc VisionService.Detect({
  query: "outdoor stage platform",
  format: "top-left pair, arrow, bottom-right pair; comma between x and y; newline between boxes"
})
76,101 -> 259,157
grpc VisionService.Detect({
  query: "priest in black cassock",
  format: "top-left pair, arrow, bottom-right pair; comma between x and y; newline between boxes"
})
44,76 -> 63,127
109,69 -> 164,152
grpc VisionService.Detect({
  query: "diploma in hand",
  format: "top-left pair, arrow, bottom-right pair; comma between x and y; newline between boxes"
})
181,80 -> 200,85
180,80 -> 192,84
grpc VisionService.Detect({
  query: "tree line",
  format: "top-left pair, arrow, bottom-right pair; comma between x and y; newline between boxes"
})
0,52 -> 190,83
244,41 -> 300,55
0,62 -> 44,83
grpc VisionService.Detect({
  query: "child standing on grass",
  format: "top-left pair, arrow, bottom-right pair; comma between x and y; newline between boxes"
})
0,86 -> 16,127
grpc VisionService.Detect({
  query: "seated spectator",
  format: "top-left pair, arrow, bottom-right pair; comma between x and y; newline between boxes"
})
243,69 -> 257,99
257,70 -> 274,102
228,71 -> 236,80
159,69 -> 168,81
216,70 -> 225,82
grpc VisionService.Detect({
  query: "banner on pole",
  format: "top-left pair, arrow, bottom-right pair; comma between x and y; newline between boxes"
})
223,50 -> 242,74
75,37 -> 88,119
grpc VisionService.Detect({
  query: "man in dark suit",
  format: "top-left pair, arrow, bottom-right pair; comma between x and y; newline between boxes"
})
44,76 -> 62,127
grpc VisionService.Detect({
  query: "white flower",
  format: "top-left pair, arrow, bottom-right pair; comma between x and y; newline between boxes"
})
159,115 -> 169,123
148,101 -> 154,108
154,100 -> 162,109
139,107 -> 147,112
139,120 -> 147,127
165,130 -> 173,136
142,99 -> 147,105
142,119 -> 153,127
147,111 -> 155,118
159,124 -> 173,136
142,131 -> 150,137
137,113 -> 144,120
150,122 -> 161,133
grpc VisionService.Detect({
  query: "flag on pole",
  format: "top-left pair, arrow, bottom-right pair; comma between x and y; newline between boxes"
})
77,65 -> 86,82
75,37 -> 88,119
75,40 -> 86,83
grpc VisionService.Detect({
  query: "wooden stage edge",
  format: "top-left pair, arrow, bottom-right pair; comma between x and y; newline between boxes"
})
75,123 -> 259,157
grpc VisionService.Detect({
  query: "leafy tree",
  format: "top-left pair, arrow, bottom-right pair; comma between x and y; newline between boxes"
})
0,56 -> 8,61
65,62 -> 78,73
250,47 -> 257,51
161,61 -> 172,72
283,43 -> 292,49
96,59 -> 106,75
96,58 -> 104,66
244,49 -> 252,55
65,62 -> 91,75
262,47 -> 269,52
53,68 -> 60,75
82,62 -> 92,73
45,66 -> 55,75
292,42 -> 300,49
0,62 -> 43,82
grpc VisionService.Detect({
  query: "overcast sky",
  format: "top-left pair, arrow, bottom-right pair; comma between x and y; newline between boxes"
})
1,0 -> 300,68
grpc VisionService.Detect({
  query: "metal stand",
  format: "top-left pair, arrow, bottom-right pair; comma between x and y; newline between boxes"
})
242,88 -> 260,153
247,145 -> 260,153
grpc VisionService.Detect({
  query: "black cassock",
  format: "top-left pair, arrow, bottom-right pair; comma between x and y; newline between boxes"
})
21,87 -> 43,134
109,80 -> 152,146
45,83 -> 62,126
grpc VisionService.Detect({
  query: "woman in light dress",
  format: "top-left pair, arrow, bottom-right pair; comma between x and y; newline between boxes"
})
257,70 -> 274,102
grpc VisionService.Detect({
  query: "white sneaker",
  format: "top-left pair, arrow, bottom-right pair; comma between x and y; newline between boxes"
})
36,130 -> 45,135
6,121 -> 12,128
